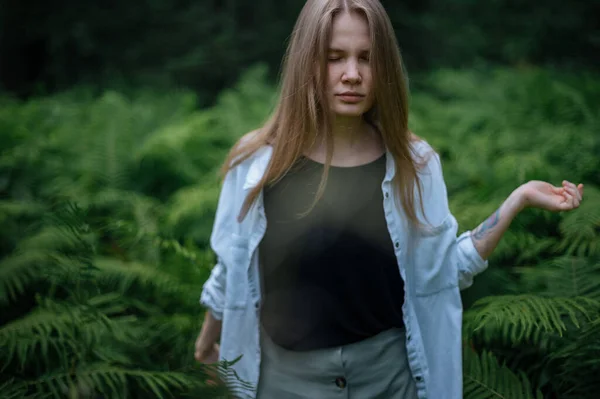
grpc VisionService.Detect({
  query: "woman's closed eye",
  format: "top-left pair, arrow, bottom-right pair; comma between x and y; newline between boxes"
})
328,56 -> 369,63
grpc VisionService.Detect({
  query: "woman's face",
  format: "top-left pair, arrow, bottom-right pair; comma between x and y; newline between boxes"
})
326,11 -> 374,118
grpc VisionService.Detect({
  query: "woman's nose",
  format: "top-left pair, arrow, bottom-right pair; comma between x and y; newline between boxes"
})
342,60 -> 361,83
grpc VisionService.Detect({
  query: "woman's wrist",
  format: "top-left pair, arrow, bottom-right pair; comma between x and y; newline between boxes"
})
508,185 -> 529,214
199,310 -> 223,343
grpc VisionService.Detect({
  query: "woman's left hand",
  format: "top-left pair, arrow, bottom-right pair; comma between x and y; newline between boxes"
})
518,180 -> 584,212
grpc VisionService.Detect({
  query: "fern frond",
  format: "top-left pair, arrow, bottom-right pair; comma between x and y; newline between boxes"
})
515,256 -> 600,300
464,295 -> 599,344
493,152 -> 553,185
463,348 -> 542,399
0,249 -> 98,305
0,251 -> 48,304
27,364 -> 191,399
0,217 -> 96,303
78,92 -> 138,191
549,316 -> 600,398
24,362 -> 240,399
213,64 -> 276,139
0,297 -> 138,371
494,230 -> 557,262
135,112 -> 216,183
213,355 -> 256,399
164,181 -> 220,242
514,236 -> 560,264
0,379 -> 31,399
0,199 -> 45,219
16,225 -> 86,253
558,196 -> 600,257
93,257 -> 193,298
92,188 -> 162,221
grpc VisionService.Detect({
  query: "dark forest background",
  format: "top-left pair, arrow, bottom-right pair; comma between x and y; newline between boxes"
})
2,0 -> 599,102
1,1 -> 599,398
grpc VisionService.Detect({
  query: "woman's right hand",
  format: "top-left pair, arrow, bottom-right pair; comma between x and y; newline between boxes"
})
194,311 -> 224,386
195,337 -> 222,387
194,337 -> 220,364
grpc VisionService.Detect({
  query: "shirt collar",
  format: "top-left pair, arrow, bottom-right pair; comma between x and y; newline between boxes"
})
243,145 -> 273,191
384,149 -> 396,182
243,144 -> 396,190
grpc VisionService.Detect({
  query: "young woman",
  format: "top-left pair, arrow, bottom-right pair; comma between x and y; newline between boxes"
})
194,1 -> 584,398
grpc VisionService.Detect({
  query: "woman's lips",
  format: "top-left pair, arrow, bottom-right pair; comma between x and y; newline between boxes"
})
336,93 -> 364,103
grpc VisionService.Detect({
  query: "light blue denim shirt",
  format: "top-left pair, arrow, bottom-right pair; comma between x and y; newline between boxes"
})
200,140 -> 488,399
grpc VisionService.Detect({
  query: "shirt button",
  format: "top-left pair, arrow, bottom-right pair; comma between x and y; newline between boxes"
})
395,242 -> 400,248
385,192 -> 389,198
335,377 -> 347,389
415,376 -> 423,382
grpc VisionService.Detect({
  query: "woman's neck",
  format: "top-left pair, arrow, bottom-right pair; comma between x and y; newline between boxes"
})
331,115 -> 370,149
305,116 -> 385,167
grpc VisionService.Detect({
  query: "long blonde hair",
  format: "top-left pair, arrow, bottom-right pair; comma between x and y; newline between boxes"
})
221,0 -> 427,226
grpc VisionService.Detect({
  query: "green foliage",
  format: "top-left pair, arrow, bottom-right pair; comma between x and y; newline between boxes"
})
1,64 -> 598,397
549,317 -> 600,398
409,67 -> 600,398
465,295 -> 598,343
463,349 -> 543,399
0,199 -> 254,398
2,0 -> 598,102
0,69 -> 271,397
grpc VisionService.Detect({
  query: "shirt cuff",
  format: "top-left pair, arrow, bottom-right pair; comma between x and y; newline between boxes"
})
200,289 -> 224,321
456,231 -> 489,289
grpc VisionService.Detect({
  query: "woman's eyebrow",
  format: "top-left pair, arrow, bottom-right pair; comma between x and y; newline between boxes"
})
328,47 -> 370,53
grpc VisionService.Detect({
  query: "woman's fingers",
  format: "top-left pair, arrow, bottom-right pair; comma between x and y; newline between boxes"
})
195,340 -> 219,363
560,189 -> 578,209
194,342 -> 222,386
563,181 -> 582,201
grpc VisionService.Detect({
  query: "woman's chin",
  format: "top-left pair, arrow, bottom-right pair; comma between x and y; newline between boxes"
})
332,106 -> 367,118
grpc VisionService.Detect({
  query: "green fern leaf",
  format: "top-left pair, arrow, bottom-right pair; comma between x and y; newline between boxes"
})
0,251 -> 47,304
26,363 -> 238,399
549,316 -> 600,398
0,200 -> 45,220
0,379 -> 31,399
464,295 -> 599,343
558,186 -> 600,257
93,257 -> 193,298
0,298 -> 138,371
515,256 -> 600,300
164,180 -> 220,242
463,348 -> 542,399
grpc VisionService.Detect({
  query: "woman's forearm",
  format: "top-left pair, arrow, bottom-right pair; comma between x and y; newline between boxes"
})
470,188 -> 525,261
199,310 -> 223,345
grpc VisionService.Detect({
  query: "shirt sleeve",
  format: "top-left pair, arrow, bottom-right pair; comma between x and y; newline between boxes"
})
456,230 -> 488,290
200,258 -> 226,320
198,166 -> 240,319
418,146 -> 489,290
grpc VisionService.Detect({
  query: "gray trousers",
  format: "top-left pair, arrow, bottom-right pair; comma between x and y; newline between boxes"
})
256,327 -> 418,399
